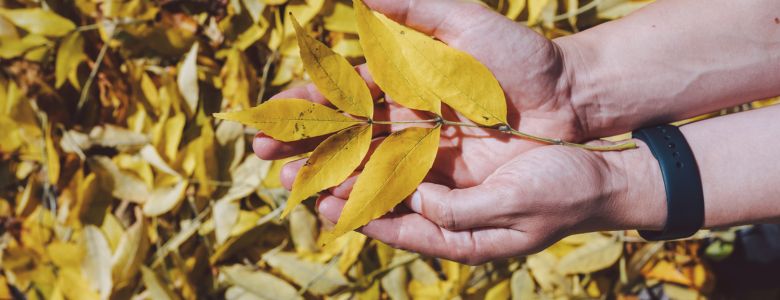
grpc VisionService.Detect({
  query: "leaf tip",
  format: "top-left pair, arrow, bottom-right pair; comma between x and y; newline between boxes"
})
212,112 -> 229,120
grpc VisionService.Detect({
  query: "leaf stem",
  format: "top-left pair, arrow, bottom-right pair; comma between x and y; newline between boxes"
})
374,118 -> 637,151
371,118 -> 441,125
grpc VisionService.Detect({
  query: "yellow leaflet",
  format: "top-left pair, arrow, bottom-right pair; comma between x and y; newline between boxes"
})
322,126 -> 440,244
293,17 -> 373,118
506,0 -> 527,20
381,16 -> 508,126
353,0 -> 440,114
55,32 -> 86,88
528,0 -> 557,26
0,8 -> 75,37
283,125 -> 372,218
0,116 -> 22,153
213,99 -> 362,142
45,123 -> 60,185
511,268 -> 537,300
485,279 -> 511,300
177,42 -> 199,115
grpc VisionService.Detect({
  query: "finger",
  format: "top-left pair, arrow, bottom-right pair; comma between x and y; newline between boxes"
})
253,65 -> 383,160
363,0 -> 499,46
404,182 -> 512,231
253,133 -> 327,160
316,195 -> 535,265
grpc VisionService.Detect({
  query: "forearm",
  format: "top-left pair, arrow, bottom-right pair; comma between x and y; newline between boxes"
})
616,105 -> 780,232
557,0 -> 780,138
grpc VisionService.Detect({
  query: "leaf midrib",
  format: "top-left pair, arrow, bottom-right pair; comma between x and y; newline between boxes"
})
303,36 -> 365,116
347,127 -> 438,222
397,29 -> 505,123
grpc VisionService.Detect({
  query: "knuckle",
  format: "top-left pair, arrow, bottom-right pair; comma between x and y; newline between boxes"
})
431,200 -> 458,230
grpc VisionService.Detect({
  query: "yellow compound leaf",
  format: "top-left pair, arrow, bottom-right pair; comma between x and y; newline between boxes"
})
283,125 -> 372,219
0,8 -> 75,37
293,17 -> 373,118
381,15 -> 508,126
213,98 -> 362,142
353,0 -> 440,114
322,126 -> 440,244
557,235 -> 623,274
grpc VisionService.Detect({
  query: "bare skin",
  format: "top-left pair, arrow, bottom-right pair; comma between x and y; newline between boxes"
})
253,0 -> 780,264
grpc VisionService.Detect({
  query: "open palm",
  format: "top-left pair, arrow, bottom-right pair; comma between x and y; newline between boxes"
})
255,0 -> 581,184
253,0 -> 591,262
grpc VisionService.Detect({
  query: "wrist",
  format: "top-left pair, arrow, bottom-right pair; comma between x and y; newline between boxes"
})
555,33 -> 628,140
599,139 -> 667,231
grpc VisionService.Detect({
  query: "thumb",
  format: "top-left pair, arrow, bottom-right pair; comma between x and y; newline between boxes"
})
404,182 -> 506,231
363,0 -> 498,45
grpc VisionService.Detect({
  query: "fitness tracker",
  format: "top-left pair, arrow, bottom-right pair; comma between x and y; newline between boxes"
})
632,125 -> 704,241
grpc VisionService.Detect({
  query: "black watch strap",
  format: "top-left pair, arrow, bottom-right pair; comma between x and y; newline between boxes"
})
632,125 -> 704,241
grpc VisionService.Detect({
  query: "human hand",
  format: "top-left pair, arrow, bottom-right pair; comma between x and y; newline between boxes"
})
255,0 -> 587,187
290,141 -> 667,265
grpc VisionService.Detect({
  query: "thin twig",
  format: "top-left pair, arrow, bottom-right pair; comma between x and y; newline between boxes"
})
77,33 -> 113,110
378,118 -> 637,151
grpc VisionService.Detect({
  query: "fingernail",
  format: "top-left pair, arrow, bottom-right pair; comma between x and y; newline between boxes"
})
410,191 -> 422,212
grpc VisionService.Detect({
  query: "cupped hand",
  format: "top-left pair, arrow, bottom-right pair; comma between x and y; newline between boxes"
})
253,0 -> 618,263
255,0 -> 586,186
295,142 -> 666,265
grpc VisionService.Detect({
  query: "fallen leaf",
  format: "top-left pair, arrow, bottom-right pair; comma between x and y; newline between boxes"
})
143,180 -> 189,217
262,251 -> 349,295
178,42 -> 200,115
221,265 -> 303,300
557,235 -> 623,274
0,8 -> 75,37
55,32 -> 85,88
81,226 -> 113,300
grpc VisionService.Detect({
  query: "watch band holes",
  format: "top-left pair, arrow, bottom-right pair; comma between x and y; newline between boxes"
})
676,162 -> 684,168
668,143 -> 676,149
672,152 -> 680,158
664,135 -> 671,140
